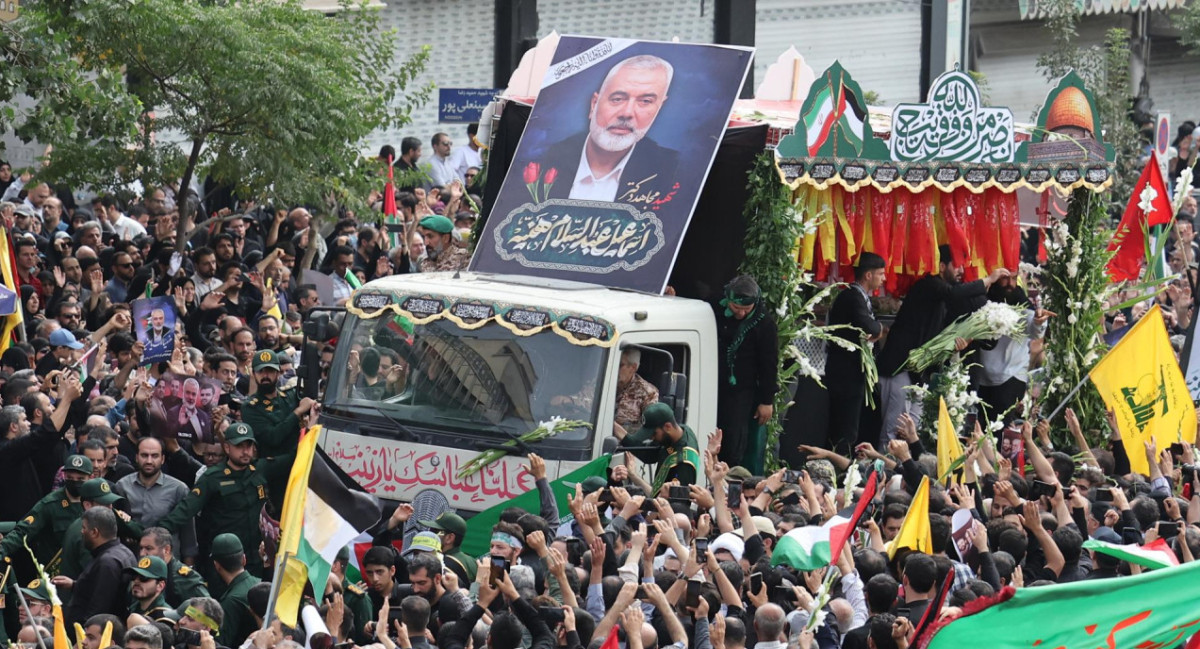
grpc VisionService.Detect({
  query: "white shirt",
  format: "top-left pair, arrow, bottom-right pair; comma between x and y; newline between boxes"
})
331,274 -> 352,303
979,309 -> 1047,386
193,274 -> 224,300
569,142 -> 636,202
450,146 -> 483,180
429,153 -> 461,187
112,213 -> 147,240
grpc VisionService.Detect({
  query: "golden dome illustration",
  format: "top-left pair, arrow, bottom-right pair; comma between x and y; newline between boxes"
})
1045,86 -> 1094,135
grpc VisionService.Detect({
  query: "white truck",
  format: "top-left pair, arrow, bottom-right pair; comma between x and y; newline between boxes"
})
308,271 -> 715,513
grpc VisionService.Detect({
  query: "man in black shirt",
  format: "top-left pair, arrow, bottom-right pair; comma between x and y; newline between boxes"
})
65,507 -> 136,626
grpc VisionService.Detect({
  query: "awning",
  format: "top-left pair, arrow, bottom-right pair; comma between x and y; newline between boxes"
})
1020,0 -> 1186,19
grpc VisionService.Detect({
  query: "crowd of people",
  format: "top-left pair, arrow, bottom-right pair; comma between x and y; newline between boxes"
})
0,115 -> 1197,649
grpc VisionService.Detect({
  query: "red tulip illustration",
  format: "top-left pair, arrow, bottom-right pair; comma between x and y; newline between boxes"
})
524,162 -> 541,202
542,167 -> 558,201
523,162 -> 541,184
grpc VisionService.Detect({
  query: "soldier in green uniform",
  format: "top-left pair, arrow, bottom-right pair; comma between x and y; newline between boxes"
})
419,512 -> 476,585
0,455 -> 92,581
211,533 -> 261,649
126,555 -> 172,619
59,478 -> 144,583
158,423 -> 295,581
241,350 -> 316,507
624,402 -> 702,491
138,527 -> 208,607
15,577 -> 53,621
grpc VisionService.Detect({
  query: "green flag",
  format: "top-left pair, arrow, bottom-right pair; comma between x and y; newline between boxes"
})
460,454 -> 611,559
925,560 -> 1200,649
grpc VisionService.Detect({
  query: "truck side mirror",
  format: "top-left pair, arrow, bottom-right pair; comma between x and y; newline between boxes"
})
303,312 -> 330,341
658,371 -> 689,425
602,436 -> 620,455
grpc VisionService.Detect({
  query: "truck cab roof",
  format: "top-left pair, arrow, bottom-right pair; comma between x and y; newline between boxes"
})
359,271 -> 715,331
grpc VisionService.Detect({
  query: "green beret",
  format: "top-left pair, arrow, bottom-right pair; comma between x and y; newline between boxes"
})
418,215 -> 454,234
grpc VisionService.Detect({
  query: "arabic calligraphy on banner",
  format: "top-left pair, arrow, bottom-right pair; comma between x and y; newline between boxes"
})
491,199 -> 666,273
327,435 -> 534,504
890,70 -> 1014,164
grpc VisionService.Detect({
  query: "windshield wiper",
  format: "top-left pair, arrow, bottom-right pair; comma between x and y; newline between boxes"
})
328,402 -> 418,442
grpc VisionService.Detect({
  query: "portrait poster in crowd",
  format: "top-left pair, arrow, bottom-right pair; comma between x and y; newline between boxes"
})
950,509 -> 979,565
146,371 -> 222,443
472,36 -> 753,293
1000,424 -> 1024,467
132,296 -> 177,364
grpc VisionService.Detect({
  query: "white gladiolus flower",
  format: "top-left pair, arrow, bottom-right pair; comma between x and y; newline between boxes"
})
1139,185 -> 1159,215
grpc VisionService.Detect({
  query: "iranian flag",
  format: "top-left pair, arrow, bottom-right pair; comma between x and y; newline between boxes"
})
272,426 -> 382,626
773,468 -> 878,571
1082,537 -> 1180,571
803,81 -> 842,157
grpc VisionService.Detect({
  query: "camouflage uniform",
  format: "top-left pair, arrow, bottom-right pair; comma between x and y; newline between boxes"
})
615,374 -> 659,430
419,246 -> 471,273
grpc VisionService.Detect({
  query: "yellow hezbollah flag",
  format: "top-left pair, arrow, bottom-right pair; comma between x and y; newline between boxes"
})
1089,305 -> 1196,476
888,475 -> 932,559
936,397 -> 966,485
273,424 -> 321,627
0,227 -> 23,353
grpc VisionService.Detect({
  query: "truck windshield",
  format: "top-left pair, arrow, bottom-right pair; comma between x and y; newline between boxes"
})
326,313 -> 607,443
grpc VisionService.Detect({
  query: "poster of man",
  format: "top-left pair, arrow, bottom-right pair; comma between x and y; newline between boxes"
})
132,296 -> 177,364
950,509 -> 980,565
1000,423 -> 1025,465
472,36 -> 753,293
146,372 -> 220,443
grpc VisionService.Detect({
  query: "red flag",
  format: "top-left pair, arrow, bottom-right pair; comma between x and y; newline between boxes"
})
600,623 -> 620,649
829,468 -> 879,566
912,571 -> 955,647
383,156 -> 397,218
1107,157 -> 1174,282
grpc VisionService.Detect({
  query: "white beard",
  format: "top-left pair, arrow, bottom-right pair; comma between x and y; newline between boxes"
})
588,112 -> 649,153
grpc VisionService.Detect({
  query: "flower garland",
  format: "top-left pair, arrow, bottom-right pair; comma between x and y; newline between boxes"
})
740,154 -> 878,469
1037,188 -> 1114,447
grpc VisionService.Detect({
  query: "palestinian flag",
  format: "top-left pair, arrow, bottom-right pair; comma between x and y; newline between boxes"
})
774,473 -> 879,571
1082,537 -> 1180,571
836,82 -> 867,155
273,426 -> 382,626
925,560 -> 1200,649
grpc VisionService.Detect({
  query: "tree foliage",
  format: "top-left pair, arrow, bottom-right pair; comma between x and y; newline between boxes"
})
3,0 -> 431,236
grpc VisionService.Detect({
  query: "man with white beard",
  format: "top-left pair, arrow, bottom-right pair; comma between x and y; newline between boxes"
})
541,54 -> 680,204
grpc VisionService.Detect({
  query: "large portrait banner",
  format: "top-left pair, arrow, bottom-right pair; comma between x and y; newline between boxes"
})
471,36 -> 753,293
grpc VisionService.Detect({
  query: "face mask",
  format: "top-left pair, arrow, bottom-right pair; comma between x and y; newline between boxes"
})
65,480 -> 82,497
281,369 -> 297,382
347,236 -> 358,249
